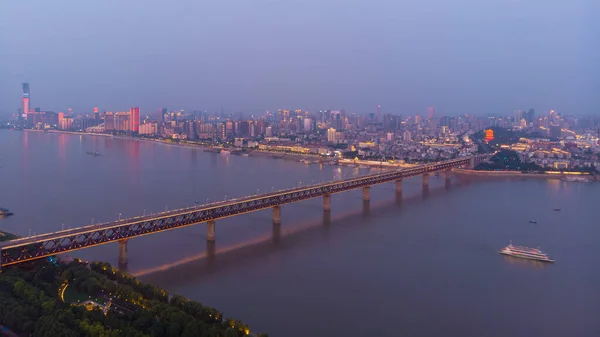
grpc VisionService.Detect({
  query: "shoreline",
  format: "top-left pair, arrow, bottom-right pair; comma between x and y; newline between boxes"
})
22,129 -> 330,163
24,129 -> 112,137
454,169 -> 597,181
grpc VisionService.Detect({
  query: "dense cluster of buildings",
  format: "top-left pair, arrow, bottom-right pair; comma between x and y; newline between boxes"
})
8,82 -> 600,168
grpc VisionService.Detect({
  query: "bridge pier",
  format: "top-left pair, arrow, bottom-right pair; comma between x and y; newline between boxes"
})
272,206 -> 281,224
363,186 -> 370,201
422,173 -> 429,186
445,168 -> 452,181
118,239 -> 128,265
395,179 -> 402,193
469,157 -> 475,169
206,220 -> 216,242
323,194 -> 331,211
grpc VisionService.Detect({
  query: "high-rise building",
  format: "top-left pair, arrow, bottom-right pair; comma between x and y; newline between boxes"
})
161,108 -> 168,123
58,112 -> 65,129
130,107 -> 140,132
303,118 -> 312,132
93,107 -> 100,124
514,110 -> 522,125
527,109 -> 535,124
427,106 -> 435,119
327,128 -> 337,142
22,83 -> 30,121
115,112 -> 130,131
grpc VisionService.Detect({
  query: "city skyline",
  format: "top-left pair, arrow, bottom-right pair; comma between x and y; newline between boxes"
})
0,81 -> 585,120
1,0 -> 597,116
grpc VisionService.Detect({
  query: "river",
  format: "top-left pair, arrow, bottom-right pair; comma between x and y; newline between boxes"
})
0,130 -> 598,337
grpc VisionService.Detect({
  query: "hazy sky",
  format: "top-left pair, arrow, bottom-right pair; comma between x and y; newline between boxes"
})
0,0 -> 597,116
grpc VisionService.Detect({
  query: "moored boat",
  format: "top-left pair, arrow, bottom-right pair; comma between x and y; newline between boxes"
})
499,243 -> 554,262
0,208 -> 13,216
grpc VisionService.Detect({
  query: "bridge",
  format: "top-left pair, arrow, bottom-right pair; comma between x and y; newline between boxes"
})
0,155 -> 488,268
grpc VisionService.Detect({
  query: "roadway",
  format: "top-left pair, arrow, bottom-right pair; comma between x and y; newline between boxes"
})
0,156 -> 484,266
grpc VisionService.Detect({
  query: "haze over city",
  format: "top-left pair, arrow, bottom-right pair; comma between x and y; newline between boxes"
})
1,0 -> 597,116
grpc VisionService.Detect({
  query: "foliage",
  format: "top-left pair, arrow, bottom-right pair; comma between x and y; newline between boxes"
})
475,149 -> 542,172
0,260 -> 260,337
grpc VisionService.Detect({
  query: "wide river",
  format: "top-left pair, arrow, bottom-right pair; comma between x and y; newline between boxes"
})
0,130 -> 599,337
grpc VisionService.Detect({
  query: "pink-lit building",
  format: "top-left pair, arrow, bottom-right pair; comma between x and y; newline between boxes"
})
130,107 -> 140,133
22,83 -> 30,120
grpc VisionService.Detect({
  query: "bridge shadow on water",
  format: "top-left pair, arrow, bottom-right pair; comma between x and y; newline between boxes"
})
135,177 -> 474,285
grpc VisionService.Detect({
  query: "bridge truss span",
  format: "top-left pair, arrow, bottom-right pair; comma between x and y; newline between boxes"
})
0,155 -> 487,267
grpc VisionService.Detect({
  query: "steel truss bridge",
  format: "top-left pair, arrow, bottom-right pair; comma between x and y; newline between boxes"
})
0,155 -> 488,267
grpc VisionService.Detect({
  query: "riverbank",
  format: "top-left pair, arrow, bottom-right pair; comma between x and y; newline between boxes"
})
0,231 -> 19,242
23,129 -> 328,163
454,169 -> 597,181
0,259 -> 265,336
24,129 -> 112,137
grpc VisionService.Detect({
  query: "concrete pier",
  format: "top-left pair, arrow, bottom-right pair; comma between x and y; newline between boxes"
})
363,186 -> 370,201
118,239 -> 128,265
207,220 -> 216,242
422,173 -> 429,186
323,194 -> 331,211
272,206 -> 281,224
395,179 -> 403,192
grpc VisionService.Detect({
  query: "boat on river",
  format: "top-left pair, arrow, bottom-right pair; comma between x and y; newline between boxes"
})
499,243 -> 554,262
0,208 -> 13,216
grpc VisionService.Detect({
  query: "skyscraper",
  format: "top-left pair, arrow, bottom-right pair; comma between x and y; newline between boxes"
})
130,107 -> 140,132
427,106 -> 435,119
527,109 -> 535,124
161,108 -> 168,123
22,83 -> 30,120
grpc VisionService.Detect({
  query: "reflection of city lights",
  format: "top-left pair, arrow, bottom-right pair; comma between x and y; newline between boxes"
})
503,256 -> 547,269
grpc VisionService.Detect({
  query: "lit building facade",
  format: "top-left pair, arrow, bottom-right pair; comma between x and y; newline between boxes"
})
22,83 -> 30,121
130,107 -> 140,133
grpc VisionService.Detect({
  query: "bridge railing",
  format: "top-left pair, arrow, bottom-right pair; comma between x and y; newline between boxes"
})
1,156 -> 476,248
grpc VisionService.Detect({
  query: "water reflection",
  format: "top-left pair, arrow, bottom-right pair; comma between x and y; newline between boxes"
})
395,192 -> 403,208
362,200 -> 370,218
272,223 -> 281,245
322,210 -> 331,226
206,241 -> 216,266
58,134 -> 67,162
502,255 -> 549,269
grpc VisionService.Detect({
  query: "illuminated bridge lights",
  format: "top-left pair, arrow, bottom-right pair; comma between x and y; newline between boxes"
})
0,156 -> 489,267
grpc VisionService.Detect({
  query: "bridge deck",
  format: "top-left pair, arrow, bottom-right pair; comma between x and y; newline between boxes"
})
0,156 -> 484,266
